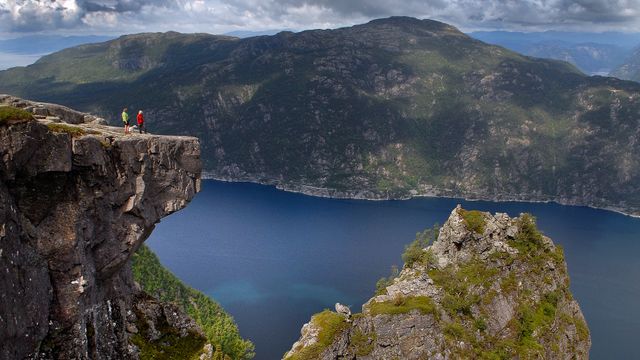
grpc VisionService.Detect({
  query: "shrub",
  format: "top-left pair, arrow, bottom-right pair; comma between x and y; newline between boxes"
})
375,265 -> 399,295
402,225 -> 439,267
512,213 -> 545,254
0,106 -> 33,125
458,208 -> 486,234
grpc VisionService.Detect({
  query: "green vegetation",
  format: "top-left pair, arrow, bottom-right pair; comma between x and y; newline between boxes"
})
375,225 -> 439,296
132,245 -> 254,359
130,313 -> 207,360
0,106 -> 33,125
351,329 -> 376,356
458,208 -> 486,234
368,296 -> 437,316
375,265 -> 398,296
46,123 -> 95,137
285,310 -> 349,360
429,257 -> 498,316
402,226 -> 439,267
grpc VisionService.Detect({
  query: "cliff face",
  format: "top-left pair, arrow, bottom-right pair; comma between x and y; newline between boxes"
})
0,95 -> 202,359
286,206 -> 591,359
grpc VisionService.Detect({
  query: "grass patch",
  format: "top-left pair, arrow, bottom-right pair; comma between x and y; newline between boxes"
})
458,208 -> 486,234
429,257 -> 499,316
285,310 -> 348,360
47,123 -> 100,137
368,296 -> 437,317
0,106 -> 33,125
351,329 -> 376,356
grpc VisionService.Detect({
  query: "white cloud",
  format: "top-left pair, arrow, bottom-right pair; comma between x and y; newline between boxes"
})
2,0 -> 640,34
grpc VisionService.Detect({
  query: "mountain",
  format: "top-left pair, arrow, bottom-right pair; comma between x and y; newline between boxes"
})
611,47 -> 640,82
469,31 -> 637,75
0,95 -> 209,359
1,17 -> 640,215
0,35 -> 115,70
285,207 -> 590,359
0,35 -> 115,55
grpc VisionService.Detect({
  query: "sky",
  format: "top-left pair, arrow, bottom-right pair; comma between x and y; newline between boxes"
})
1,0 -> 640,38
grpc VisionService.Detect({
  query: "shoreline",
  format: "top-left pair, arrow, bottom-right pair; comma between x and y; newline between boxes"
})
203,173 -> 640,219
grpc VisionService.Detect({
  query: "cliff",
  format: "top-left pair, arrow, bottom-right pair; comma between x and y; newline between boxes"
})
285,206 -> 591,359
0,95 -> 203,359
2,17 -> 640,216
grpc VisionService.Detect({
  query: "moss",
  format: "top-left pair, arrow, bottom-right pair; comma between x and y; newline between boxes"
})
351,329 -> 376,356
458,208 -> 486,234
375,265 -> 399,296
285,310 -> 348,360
47,123 -> 96,137
368,296 -> 437,317
0,106 -> 33,125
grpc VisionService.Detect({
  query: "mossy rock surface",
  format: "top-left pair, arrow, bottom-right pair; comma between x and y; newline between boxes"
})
0,106 -> 33,125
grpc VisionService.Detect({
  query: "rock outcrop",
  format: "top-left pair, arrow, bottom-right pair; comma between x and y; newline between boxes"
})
0,95 -> 202,359
286,206 -> 591,359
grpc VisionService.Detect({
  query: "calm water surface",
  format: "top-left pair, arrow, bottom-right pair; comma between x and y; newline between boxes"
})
147,180 -> 640,359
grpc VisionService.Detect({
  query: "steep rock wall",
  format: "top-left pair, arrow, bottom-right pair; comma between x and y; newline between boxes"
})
0,96 -> 201,359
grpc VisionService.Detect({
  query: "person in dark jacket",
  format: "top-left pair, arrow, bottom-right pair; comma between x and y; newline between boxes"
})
137,110 -> 145,134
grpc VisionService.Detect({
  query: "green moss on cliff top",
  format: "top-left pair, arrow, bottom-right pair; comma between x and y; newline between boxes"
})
0,106 -> 33,125
368,295 -> 437,317
458,208 -> 486,234
285,310 -> 349,360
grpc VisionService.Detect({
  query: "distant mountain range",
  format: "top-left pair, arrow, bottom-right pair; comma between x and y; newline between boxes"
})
1,17 -> 640,215
469,31 -> 640,75
0,35 -> 115,70
611,47 -> 640,82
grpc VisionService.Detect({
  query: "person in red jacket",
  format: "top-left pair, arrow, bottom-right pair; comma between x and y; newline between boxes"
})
137,110 -> 145,134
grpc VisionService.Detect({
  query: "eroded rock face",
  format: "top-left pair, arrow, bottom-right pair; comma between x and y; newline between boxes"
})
286,206 -> 591,359
0,97 -> 201,359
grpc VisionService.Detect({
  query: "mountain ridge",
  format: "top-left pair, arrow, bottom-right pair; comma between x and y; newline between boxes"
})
1,16 -> 640,216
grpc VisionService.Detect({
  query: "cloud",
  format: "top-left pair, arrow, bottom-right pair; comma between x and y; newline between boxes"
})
1,0 -> 640,34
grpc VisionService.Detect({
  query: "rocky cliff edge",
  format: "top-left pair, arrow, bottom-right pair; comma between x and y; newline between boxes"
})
285,206 -> 591,359
0,95 -> 202,359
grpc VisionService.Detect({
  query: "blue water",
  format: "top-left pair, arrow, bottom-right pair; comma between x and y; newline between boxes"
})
146,180 -> 640,359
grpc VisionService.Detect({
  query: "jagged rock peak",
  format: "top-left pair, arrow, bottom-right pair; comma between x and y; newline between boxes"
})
285,206 -> 591,360
0,96 -> 202,359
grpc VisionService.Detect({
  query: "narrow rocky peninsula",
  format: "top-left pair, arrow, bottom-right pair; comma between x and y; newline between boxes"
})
0,95 -> 202,359
286,206 -> 591,359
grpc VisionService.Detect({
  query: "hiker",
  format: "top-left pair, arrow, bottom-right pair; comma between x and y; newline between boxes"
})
122,108 -> 130,134
137,110 -> 145,134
